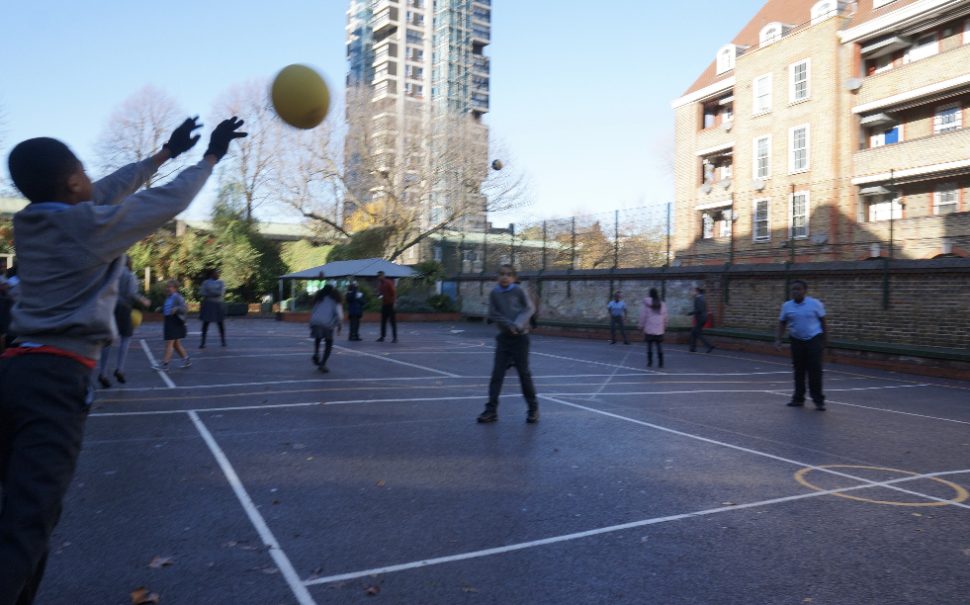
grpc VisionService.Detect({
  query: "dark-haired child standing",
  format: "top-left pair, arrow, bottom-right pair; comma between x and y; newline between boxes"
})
0,116 -> 246,604
310,284 -> 343,373
477,265 -> 539,424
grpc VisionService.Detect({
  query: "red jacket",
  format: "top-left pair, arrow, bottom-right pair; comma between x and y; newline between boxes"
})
378,278 -> 396,306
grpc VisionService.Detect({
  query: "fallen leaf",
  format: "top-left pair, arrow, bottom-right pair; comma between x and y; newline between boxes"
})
148,556 -> 175,569
130,587 -> 160,604
376,480 -> 386,488
462,585 -> 479,593
365,585 -> 381,596
721,502 -> 736,506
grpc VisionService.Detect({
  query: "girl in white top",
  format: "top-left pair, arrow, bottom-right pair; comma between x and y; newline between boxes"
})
638,287 -> 668,368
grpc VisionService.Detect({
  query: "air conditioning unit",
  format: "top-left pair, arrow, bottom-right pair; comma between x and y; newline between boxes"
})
701,184 -> 713,194
722,120 -> 733,132
751,179 -> 765,191
720,179 -> 732,190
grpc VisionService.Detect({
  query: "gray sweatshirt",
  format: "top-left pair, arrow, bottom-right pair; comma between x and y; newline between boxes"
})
10,158 -> 213,359
200,278 -> 225,301
310,296 -> 343,327
488,284 -> 535,334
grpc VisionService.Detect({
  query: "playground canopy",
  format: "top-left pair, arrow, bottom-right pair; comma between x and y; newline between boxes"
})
280,258 -> 418,280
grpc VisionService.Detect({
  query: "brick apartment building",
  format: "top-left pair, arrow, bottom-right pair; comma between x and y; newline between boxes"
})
672,0 -> 970,265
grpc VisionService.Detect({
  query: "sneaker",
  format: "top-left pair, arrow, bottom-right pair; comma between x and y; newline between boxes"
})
152,362 -> 169,371
477,409 -> 498,423
706,345 -> 716,353
623,341 -> 630,345
97,374 -> 111,389
312,354 -> 320,365
526,408 -> 539,424
786,400 -> 805,407
392,338 -> 398,343
318,365 -> 330,374
199,343 -> 206,349
376,337 -> 385,342
181,358 -> 192,368
113,370 -> 126,384
815,403 -> 827,411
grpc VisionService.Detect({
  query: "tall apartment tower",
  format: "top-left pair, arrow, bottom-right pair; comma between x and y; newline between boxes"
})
345,0 -> 492,255
671,0 -> 970,265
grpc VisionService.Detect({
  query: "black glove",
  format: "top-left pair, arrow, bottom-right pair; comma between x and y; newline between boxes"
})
205,117 -> 248,161
162,117 -> 202,158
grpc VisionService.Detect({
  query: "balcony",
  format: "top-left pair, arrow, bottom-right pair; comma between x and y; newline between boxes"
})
855,43 -> 970,109
372,7 -> 399,35
472,55 -> 490,75
852,128 -> 970,182
471,26 -> 490,44
371,0 -> 397,13
694,122 -> 734,156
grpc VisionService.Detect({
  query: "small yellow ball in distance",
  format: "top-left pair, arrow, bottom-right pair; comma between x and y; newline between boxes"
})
271,64 -> 330,129
130,308 -> 143,330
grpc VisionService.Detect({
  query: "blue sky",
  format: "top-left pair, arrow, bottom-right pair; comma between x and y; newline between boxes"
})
0,0 -> 766,223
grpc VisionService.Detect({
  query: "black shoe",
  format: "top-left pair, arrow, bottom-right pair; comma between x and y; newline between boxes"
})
318,365 -> 330,374
526,408 -> 539,424
706,345 -> 716,353
113,370 -> 126,384
377,337 -> 385,342
786,400 -> 805,407
312,355 -> 319,365
392,338 -> 398,343
815,402 -> 826,411
647,361 -> 652,367
477,409 -> 498,423
221,341 -> 227,347
199,343 -> 206,349
609,340 -> 616,344
97,374 -> 111,389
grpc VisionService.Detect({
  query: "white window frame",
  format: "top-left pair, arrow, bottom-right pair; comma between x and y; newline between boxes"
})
760,23 -> 782,47
934,103 -> 962,134
965,19 -> 970,45
811,1 -> 838,25
789,59 -> 811,103
753,199 -> 771,241
789,191 -> 810,239
934,183 -> 959,215
867,196 -> 903,222
869,123 -> 903,148
702,212 -> 715,239
789,124 -> 810,174
906,32 -> 939,63
718,213 -> 732,238
753,135 -> 772,180
753,74 -> 772,115
716,45 -> 736,75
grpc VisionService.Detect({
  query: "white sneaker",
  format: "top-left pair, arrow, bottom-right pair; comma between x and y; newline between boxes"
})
181,357 -> 192,369
152,362 -> 169,371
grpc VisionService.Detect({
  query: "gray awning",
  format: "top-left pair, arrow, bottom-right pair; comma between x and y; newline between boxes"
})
860,112 -> 896,127
860,35 -> 909,58
859,186 -> 891,196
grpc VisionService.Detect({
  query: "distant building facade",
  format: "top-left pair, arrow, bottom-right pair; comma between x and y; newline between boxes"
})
672,0 -> 970,265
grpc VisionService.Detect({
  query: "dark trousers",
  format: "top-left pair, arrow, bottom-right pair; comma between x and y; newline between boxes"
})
349,315 -> 361,340
200,321 -> 225,346
487,332 -> 538,411
609,316 -> 628,343
790,334 -> 825,404
380,305 -> 397,339
0,355 -> 92,605
688,321 -> 712,351
314,337 -> 334,366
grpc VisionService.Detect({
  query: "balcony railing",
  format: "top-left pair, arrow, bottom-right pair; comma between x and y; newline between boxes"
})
853,128 -> 970,180
856,43 -> 970,109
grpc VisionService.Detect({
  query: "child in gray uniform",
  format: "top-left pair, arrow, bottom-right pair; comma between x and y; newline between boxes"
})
0,116 -> 246,604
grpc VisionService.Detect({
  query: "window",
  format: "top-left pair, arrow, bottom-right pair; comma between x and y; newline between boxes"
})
702,213 -> 715,239
753,199 -> 771,241
906,32 -> 939,63
810,1 -> 838,25
870,124 -> 901,147
760,23 -> 783,47
867,196 -> 902,222
716,45 -> 737,75
965,19 -> 970,44
753,74 -> 772,114
867,53 -> 894,76
753,135 -> 771,179
701,209 -> 733,240
934,184 -> 959,215
790,192 -> 809,238
789,125 -> 810,173
935,104 -> 962,134
790,60 -> 810,102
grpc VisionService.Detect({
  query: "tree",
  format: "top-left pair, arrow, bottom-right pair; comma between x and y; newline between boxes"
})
211,81 -> 285,223
280,240 -> 332,273
283,84 -> 529,262
94,86 -> 190,185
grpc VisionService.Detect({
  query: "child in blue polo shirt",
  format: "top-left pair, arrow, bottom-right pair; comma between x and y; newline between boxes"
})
775,279 -> 828,410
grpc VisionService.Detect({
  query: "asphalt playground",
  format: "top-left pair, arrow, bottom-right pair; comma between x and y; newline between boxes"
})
33,318 -> 970,605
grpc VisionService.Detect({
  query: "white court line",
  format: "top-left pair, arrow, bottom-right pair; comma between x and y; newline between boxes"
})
188,411 -> 316,605
303,468 -> 970,586
533,351 -> 658,374
333,345 -> 460,377
764,391 -> 970,426
140,339 -> 175,389
89,395 -> 485,417
541,394 -> 970,510
556,384 -> 930,398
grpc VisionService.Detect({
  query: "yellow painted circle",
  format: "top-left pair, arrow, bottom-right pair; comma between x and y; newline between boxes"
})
794,464 -> 969,507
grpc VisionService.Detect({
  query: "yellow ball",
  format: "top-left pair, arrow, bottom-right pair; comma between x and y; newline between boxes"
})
271,64 -> 330,129
130,309 -> 143,330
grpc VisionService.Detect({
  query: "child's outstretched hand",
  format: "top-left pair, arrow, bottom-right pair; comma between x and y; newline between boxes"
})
205,117 -> 248,161
163,116 -> 202,158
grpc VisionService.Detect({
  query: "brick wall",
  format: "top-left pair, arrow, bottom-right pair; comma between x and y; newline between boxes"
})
457,258 -> 970,349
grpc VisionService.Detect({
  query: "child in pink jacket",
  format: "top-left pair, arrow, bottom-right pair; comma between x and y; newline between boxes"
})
639,288 -> 668,368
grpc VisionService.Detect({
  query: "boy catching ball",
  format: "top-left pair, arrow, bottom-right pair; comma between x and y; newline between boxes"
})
0,116 -> 246,604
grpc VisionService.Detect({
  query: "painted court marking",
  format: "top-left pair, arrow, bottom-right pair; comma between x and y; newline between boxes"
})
189,411 -> 316,605
140,339 -> 175,389
302,469 -> 970,586
334,345 -> 461,378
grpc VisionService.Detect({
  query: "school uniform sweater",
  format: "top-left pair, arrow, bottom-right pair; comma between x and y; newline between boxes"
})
488,284 -> 535,334
10,158 -> 213,360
